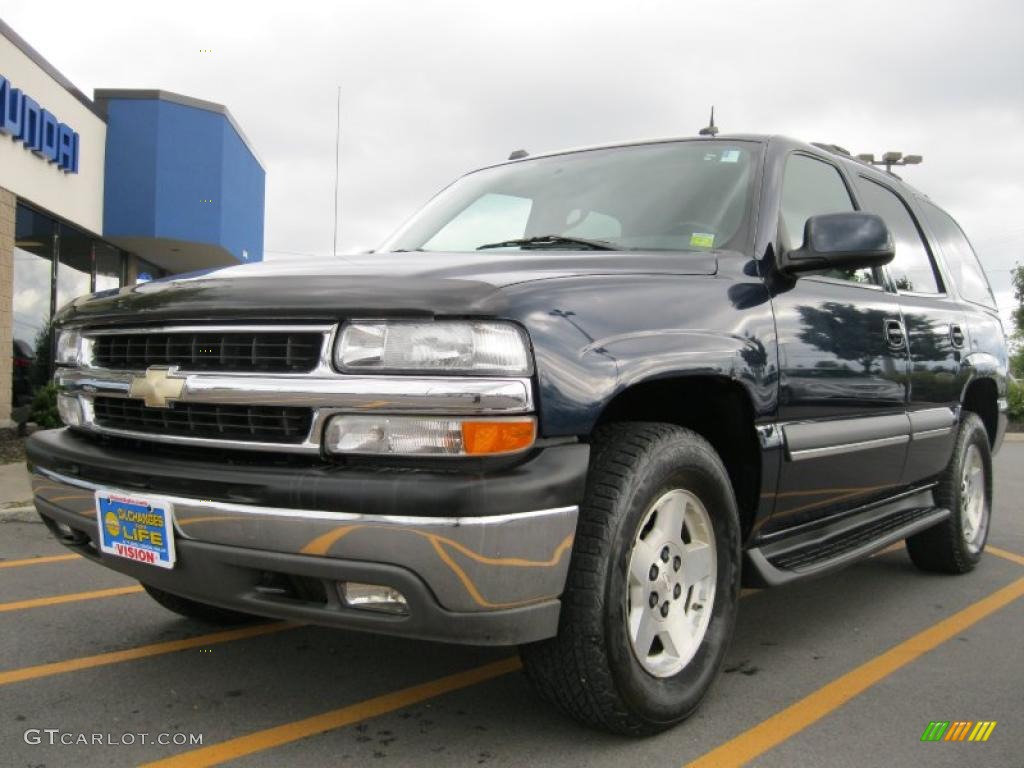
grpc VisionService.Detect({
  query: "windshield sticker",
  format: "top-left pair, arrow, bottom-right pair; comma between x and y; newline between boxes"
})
690,232 -> 715,248
720,150 -> 740,163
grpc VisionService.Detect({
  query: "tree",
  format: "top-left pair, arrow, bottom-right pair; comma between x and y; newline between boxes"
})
1012,264 -> 1024,379
1012,264 -> 1024,336
796,301 -> 889,374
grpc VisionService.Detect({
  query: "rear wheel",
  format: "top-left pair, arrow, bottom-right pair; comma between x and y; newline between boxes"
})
142,584 -> 259,625
906,412 -> 992,573
520,422 -> 741,735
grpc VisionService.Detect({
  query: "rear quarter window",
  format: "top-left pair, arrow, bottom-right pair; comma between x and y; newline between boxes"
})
855,178 -> 942,294
919,201 -> 996,308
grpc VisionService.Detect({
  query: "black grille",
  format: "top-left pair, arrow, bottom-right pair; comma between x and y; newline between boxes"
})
92,331 -> 323,373
93,397 -> 313,444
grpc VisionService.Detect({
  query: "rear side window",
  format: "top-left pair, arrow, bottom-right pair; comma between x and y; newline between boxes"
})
855,178 -> 942,294
920,201 -> 996,308
781,154 -> 874,285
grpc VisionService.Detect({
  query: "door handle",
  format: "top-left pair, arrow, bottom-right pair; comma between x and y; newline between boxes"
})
884,319 -> 906,350
949,324 -> 965,349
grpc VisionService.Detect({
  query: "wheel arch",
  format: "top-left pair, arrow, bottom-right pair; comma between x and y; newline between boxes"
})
961,376 -> 999,449
593,374 -> 762,539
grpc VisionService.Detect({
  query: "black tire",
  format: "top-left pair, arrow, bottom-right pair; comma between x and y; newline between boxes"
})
142,584 -> 259,625
520,422 -> 741,735
905,412 -> 992,574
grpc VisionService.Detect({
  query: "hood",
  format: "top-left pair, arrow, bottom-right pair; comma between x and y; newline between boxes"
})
58,249 -> 719,326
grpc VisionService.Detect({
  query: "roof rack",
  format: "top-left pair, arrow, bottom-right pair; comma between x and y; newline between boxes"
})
811,142 -> 852,157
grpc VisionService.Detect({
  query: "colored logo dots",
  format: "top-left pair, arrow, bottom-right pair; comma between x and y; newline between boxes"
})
921,720 -> 997,742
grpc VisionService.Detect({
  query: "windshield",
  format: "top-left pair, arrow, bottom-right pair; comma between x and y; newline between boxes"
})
381,140 -> 761,254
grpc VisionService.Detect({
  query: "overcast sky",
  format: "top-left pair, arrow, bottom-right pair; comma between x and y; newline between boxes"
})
5,0 -> 1023,328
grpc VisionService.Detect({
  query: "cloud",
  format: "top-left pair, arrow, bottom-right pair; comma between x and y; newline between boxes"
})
5,0 -> 1022,327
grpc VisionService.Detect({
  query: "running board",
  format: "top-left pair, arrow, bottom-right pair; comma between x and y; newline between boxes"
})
745,492 -> 950,586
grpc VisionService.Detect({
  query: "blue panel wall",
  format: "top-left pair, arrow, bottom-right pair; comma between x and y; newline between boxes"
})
219,115 -> 264,263
101,100 -> 159,236
102,96 -> 264,263
152,100 -> 224,250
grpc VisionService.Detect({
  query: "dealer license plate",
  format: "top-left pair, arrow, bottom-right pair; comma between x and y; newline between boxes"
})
95,490 -> 176,569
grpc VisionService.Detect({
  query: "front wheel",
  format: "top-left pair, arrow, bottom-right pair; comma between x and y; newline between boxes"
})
520,422 -> 741,735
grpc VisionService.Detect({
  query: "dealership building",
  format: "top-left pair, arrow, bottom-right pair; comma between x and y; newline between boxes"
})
0,19 -> 265,428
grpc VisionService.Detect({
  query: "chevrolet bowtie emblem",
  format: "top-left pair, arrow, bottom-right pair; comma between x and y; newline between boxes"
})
128,367 -> 186,409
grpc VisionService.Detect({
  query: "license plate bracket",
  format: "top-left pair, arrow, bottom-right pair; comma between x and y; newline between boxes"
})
95,491 -> 176,569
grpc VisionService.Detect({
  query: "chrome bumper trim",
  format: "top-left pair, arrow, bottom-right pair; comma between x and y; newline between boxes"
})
32,467 -> 578,613
57,368 -> 534,413
81,323 -> 336,335
58,323 -> 534,453
56,368 -> 534,454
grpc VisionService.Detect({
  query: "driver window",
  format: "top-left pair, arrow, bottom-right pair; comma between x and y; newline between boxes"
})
780,155 -> 875,285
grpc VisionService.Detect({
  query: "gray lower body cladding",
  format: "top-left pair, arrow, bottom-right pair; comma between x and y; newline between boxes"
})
26,430 -> 590,645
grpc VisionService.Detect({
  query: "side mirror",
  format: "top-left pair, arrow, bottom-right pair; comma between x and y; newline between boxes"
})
778,212 -> 894,276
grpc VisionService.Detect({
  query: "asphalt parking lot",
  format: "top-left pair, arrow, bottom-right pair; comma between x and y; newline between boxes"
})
1,444 -> 1021,768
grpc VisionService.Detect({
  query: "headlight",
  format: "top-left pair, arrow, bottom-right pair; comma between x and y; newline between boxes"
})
57,393 -> 84,426
324,415 -> 536,457
335,321 -> 531,375
55,330 -> 84,366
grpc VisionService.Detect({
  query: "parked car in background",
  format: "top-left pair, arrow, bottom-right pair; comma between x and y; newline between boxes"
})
12,338 -> 35,408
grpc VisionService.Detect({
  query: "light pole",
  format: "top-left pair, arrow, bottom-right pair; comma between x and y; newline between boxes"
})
332,86 -> 341,259
855,151 -> 923,174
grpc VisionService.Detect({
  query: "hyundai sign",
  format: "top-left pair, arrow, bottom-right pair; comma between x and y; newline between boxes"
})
0,73 -> 79,173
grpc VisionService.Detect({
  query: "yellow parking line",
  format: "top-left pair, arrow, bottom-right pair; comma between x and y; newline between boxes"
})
685,576 -> 1024,768
0,553 -> 81,569
0,622 -> 297,686
141,657 -> 523,768
139,572 -> 938,767
988,546 -> 1024,567
0,585 -> 143,612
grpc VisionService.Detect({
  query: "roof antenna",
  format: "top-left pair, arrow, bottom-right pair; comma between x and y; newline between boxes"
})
699,106 -> 719,137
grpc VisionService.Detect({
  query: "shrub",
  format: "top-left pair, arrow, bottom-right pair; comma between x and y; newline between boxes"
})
29,383 -> 61,429
1011,346 -> 1024,380
1008,378 -> 1024,425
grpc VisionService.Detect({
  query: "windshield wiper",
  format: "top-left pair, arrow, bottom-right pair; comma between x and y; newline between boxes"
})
477,235 -> 618,251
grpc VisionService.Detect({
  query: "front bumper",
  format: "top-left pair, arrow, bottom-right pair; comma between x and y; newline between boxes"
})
27,430 -> 588,645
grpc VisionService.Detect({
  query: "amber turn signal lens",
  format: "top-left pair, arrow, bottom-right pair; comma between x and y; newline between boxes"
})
461,419 -> 536,455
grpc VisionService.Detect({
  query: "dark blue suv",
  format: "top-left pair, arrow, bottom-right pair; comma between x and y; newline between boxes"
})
28,134 -> 1008,734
